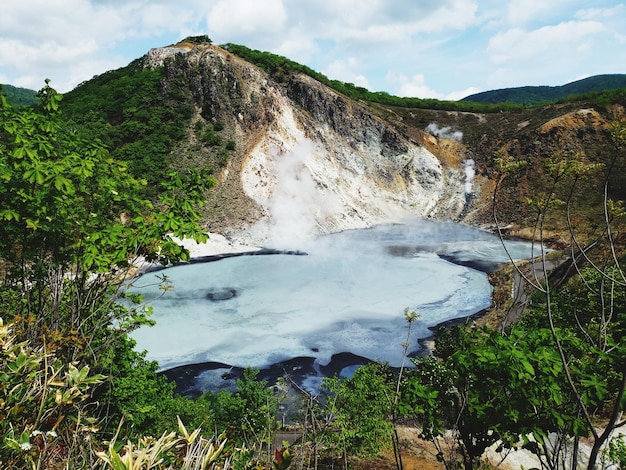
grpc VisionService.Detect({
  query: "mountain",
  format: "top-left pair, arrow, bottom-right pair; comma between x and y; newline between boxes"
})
461,74 -> 626,105
4,40 -> 626,470
59,40 -> 625,248
63,41 -> 474,244
0,83 -> 38,107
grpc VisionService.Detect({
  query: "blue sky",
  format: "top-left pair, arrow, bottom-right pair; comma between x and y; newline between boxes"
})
1,0 -> 624,99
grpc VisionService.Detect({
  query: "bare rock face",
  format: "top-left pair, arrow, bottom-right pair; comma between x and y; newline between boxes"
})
144,43 -> 475,246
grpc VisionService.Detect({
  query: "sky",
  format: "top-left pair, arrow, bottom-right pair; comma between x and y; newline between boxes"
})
1,0 -> 625,100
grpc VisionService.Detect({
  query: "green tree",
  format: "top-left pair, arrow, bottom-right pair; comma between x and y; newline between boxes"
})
488,115 -> 626,470
0,83 -> 38,107
323,362 -> 394,459
400,325 -> 584,470
201,368 -> 278,447
96,334 -> 212,437
61,62 -> 195,188
0,81 -> 216,438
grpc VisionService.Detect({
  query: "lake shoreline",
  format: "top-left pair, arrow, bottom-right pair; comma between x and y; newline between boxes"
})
149,228 -> 515,396
161,310 -> 486,397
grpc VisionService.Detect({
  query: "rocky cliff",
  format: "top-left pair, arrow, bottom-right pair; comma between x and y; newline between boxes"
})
142,42 -> 622,247
143,42 -> 477,247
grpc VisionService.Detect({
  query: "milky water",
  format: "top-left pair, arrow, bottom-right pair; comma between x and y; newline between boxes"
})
128,219 -> 538,377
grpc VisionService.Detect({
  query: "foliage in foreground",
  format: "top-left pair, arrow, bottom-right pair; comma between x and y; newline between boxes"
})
323,363 -> 395,457
0,316 -> 104,469
96,417 -> 237,470
0,314 -> 258,469
3,73 -> 626,470
0,82 -> 224,466
0,80 -> 215,435
0,81 -> 298,469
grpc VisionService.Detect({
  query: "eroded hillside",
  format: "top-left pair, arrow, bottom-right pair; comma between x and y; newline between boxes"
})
368,97 -> 623,242
139,41 -> 624,250
143,42 -> 480,246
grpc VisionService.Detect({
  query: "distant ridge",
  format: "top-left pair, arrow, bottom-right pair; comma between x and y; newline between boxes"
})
461,74 -> 626,105
0,83 -> 38,107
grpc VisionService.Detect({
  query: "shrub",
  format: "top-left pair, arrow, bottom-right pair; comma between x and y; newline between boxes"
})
96,417 -> 246,470
0,317 -> 105,469
323,363 -> 394,457
201,368 -> 278,446
202,129 -> 222,147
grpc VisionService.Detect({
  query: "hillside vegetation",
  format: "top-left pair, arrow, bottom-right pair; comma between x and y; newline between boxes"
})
462,73 -> 626,105
1,39 -> 626,469
61,62 -> 195,191
0,83 -> 38,107
224,42 -> 626,110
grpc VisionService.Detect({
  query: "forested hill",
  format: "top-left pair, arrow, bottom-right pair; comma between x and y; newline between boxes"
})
461,73 -> 626,105
0,83 -> 37,107
2,56 -> 624,111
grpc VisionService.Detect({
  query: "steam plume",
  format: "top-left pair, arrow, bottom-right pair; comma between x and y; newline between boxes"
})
254,139 -> 340,249
425,122 -> 463,142
464,159 -> 475,193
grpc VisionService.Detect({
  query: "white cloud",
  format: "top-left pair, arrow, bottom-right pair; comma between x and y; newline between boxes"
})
411,0 -> 479,33
447,87 -> 482,101
0,1 -> 204,92
273,37 -> 319,65
323,58 -> 370,89
575,4 -> 626,21
487,20 -> 605,64
388,72 -> 475,100
207,0 -> 287,36
392,73 -> 442,99
505,0 -> 568,26
479,2 -> 626,89
574,4 -> 626,43
0,38 -> 104,91
0,0 -> 622,99
302,0 -> 478,42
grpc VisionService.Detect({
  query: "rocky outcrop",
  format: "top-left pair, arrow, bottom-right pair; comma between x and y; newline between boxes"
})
143,43 -> 474,246
143,42 -> 620,247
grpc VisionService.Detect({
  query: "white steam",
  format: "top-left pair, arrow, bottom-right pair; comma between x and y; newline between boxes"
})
464,159 -> 475,194
425,123 -> 474,193
251,139 -> 340,249
425,122 -> 463,142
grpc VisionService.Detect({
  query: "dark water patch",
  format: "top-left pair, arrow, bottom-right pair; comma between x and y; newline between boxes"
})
206,288 -> 238,301
143,248 -> 308,275
189,248 -> 308,265
160,352 -> 374,397
437,254 -> 505,273
385,244 -> 504,273
161,361 -> 243,396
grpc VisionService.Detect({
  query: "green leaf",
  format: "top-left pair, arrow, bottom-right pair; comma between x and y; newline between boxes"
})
19,430 -> 31,446
23,167 -> 47,184
25,218 -> 41,230
12,146 -> 25,159
522,360 -> 535,376
53,175 -> 74,194
0,209 -> 20,221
